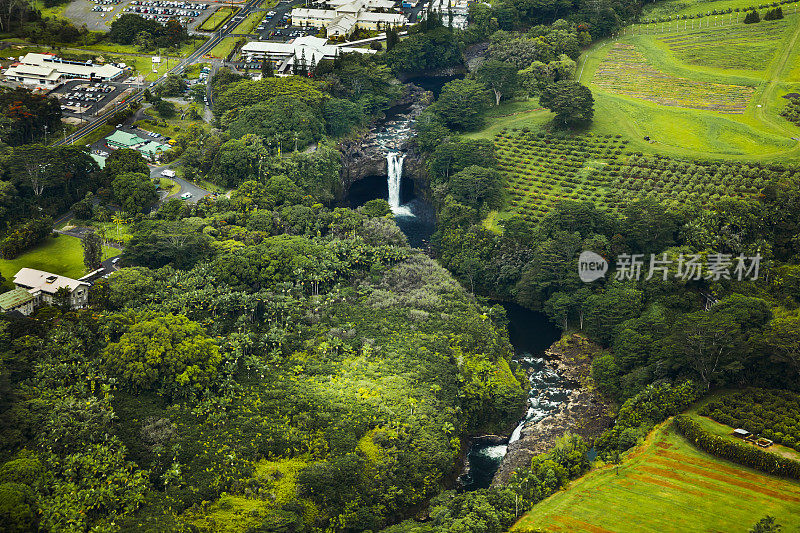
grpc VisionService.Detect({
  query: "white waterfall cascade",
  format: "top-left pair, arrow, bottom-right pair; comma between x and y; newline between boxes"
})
386,151 -> 412,216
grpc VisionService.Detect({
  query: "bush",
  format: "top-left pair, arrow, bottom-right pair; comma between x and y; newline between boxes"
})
744,10 -> 761,22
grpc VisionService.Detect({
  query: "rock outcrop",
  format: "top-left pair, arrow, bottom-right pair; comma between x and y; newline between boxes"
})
337,83 -> 432,200
492,334 -> 614,485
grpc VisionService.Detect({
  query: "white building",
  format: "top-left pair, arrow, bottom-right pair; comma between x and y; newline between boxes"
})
427,0 -> 471,29
3,53 -> 124,89
291,0 -> 406,37
241,36 -> 374,75
12,268 -> 90,310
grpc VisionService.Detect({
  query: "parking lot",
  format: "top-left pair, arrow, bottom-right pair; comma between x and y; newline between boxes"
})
63,0 -> 218,32
122,1 -> 210,26
50,80 -> 130,119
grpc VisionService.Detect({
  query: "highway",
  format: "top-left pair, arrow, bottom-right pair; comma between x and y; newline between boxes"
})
56,0 -> 264,146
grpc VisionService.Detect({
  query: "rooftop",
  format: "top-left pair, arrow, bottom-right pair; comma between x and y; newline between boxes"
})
13,268 -> 88,295
0,288 -> 35,311
106,130 -> 145,147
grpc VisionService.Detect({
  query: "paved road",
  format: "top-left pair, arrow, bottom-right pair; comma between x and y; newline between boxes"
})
56,0 -> 264,147
150,164 -> 211,204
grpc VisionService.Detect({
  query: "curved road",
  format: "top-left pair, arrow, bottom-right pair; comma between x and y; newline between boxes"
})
150,164 -> 211,204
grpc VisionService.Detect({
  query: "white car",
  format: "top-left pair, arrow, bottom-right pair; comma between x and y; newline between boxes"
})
181,192 -> 192,199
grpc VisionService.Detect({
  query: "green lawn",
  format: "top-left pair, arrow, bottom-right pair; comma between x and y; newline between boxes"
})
209,36 -> 239,59
512,419 -> 800,532
234,10 -> 266,34
159,178 -> 180,196
0,235 -> 119,284
199,6 -> 237,32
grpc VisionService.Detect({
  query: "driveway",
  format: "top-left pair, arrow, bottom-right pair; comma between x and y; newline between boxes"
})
150,164 -> 212,204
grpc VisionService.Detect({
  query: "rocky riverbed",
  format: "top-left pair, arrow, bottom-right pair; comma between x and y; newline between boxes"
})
492,334 -> 614,485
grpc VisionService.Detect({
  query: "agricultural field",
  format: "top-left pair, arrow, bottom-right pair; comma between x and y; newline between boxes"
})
594,43 -> 754,113
495,131 -> 627,223
580,8 -> 800,159
512,420 -> 800,533
700,389 -> 800,452
657,18 -> 792,71
642,0 -> 799,20
492,130 -> 783,223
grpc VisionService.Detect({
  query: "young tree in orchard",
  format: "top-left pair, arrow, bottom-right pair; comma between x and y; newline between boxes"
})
539,80 -> 594,125
82,231 -> 103,270
476,59 -> 519,106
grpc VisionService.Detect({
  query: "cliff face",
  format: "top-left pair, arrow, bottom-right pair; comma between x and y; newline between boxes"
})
492,334 -> 614,485
337,84 -> 432,201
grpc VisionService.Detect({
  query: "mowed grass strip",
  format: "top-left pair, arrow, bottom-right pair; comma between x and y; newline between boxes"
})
512,420 -> 800,532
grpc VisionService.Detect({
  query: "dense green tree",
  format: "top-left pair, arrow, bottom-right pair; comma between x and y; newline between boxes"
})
103,313 -> 222,397
224,97 -> 324,150
82,231 -> 103,270
430,79 -> 491,131
476,59 -> 519,106
539,80 -> 594,125
105,148 -> 149,180
448,165 -> 505,211
111,172 -> 157,214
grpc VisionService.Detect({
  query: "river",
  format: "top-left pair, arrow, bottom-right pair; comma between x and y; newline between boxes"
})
457,303 -> 565,491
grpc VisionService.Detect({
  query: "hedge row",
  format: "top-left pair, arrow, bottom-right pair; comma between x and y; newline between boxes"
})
674,415 -> 800,480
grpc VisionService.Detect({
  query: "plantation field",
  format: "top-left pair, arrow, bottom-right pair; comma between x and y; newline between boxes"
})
657,18 -> 792,71
643,0 -> 799,20
579,9 -> 800,159
594,43 -> 754,113
512,420 -> 800,533
492,129 -> 780,223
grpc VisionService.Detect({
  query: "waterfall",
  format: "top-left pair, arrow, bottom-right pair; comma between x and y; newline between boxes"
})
387,151 -> 405,209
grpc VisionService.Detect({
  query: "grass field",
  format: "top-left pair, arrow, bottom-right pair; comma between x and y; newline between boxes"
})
0,235 -> 119,283
512,420 -> 800,532
199,6 -> 237,32
575,9 -> 800,160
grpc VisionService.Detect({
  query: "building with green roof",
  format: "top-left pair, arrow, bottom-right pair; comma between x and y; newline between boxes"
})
0,287 -> 35,315
105,130 -> 145,150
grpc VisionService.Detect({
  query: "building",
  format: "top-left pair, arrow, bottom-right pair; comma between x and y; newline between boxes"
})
106,130 -> 144,150
0,288 -> 36,315
241,36 -> 374,75
3,53 -> 123,89
427,0 -> 471,29
12,268 -> 90,310
104,130 -> 168,162
291,0 -> 406,37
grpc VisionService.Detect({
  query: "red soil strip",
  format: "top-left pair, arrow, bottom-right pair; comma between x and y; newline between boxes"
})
551,515 -> 616,533
648,457 -> 800,503
638,464 -> 760,501
628,472 -> 707,497
657,448 -> 800,495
